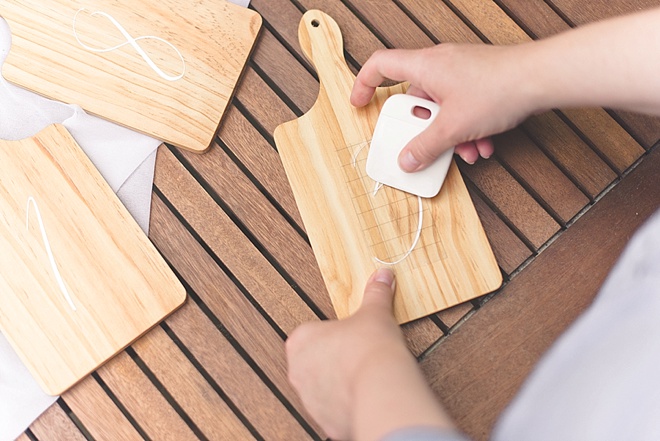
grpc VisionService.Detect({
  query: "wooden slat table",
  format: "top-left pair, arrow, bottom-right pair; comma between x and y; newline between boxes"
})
18,1 -> 660,440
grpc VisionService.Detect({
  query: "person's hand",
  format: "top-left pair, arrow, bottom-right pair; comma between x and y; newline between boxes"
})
351,43 -> 539,171
286,269 -> 453,441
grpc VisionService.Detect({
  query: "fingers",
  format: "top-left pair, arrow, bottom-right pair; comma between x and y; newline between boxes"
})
454,138 -> 494,164
398,118 -> 456,172
351,49 -> 424,107
360,268 -> 396,313
475,137 -> 495,159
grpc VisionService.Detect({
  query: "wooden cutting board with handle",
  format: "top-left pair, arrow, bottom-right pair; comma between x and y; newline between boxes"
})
274,10 -> 502,324
1,0 -> 261,153
0,124 -> 186,395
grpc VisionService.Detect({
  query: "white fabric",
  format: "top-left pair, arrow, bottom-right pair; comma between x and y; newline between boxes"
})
493,209 -> 660,441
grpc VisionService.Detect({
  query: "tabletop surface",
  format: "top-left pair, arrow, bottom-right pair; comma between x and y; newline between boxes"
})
18,1 -> 660,440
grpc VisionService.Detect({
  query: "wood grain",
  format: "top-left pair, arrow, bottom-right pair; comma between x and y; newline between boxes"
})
96,351 -> 198,440
131,326 -> 255,440
63,375 -> 143,440
274,11 -> 501,323
29,403 -> 86,441
0,125 -> 185,395
2,0 -> 261,152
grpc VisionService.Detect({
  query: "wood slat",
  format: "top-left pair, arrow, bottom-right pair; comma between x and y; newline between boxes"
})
561,108 -> 645,173
218,105 -> 304,228
421,146 -> 660,440
29,403 -> 86,441
495,129 -> 589,223
522,112 -> 616,197
236,67 -> 297,136
467,185 -> 532,275
397,0 -> 482,44
62,376 -> 143,440
131,326 -> 255,440
154,147 -> 319,334
148,196 -> 323,434
165,301 -> 314,440
96,351 -> 197,441
177,142 -> 333,317
458,160 -> 559,249
252,28 -> 318,113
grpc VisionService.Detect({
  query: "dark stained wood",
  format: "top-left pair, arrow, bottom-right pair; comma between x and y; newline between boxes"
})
397,0 -> 482,44
177,141 -> 333,317
252,28 -> 318,113
421,146 -> 660,440
165,302 -> 314,440
561,108 -> 645,173
459,160 -> 560,249
148,196 -> 323,434
217,105 -> 304,228
29,404 -> 86,441
522,112 -> 617,197
236,67 -> 297,136
63,376 -> 143,440
495,129 -> 589,223
468,187 -> 533,275
154,147 -> 319,333
131,327 -> 255,440
96,351 -> 198,440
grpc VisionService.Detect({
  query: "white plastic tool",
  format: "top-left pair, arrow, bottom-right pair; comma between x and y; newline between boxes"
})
366,94 -> 454,198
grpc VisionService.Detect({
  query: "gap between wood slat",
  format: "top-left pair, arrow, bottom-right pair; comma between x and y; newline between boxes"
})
150,193 -> 325,437
159,322 -> 265,441
89,372 -> 151,440
124,347 -> 209,441
153,187 -> 290,340
213,135 -> 310,242
165,146 -> 329,321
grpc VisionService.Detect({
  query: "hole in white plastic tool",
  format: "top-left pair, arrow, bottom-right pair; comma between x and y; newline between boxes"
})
412,106 -> 432,120
311,19 -> 320,27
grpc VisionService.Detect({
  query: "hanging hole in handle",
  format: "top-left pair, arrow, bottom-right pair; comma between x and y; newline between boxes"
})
311,19 -> 320,27
412,106 -> 432,120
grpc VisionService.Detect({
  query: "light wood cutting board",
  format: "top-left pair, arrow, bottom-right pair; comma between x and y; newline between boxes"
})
274,10 -> 502,324
1,0 -> 261,153
0,125 -> 186,395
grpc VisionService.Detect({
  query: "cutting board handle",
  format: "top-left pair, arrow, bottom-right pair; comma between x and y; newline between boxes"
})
299,10 -> 355,97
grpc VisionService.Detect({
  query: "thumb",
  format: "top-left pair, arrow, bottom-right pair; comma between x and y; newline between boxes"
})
398,117 -> 455,172
360,268 -> 396,313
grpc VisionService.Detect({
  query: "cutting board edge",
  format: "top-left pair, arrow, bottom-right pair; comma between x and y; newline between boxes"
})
1,2 -> 264,154
0,123 -> 189,395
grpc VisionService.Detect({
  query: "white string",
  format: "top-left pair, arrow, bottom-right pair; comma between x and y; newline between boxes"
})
26,197 -> 77,311
373,190 -> 424,266
351,140 -> 424,265
72,8 -> 186,82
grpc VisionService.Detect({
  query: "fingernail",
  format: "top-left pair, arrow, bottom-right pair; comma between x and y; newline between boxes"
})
373,268 -> 395,289
399,151 -> 421,172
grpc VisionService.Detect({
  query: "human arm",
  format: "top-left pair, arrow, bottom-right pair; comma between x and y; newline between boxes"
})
286,269 -> 458,441
350,7 -> 660,172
